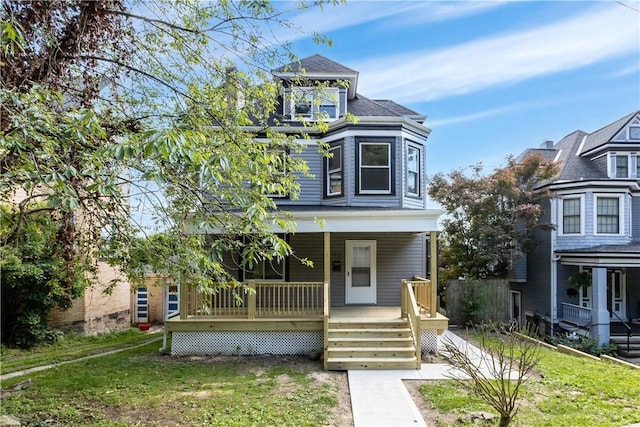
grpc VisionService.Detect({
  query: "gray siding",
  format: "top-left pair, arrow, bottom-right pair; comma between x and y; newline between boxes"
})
555,192 -> 633,250
328,232 -> 425,307
288,233 -> 325,282
514,200 -> 552,318
275,134 -> 428,209
633,195 -> 640,241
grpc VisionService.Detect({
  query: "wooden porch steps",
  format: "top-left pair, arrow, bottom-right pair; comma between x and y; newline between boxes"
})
325,318 -> 419,370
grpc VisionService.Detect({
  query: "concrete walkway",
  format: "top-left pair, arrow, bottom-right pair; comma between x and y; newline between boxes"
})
348,330 -> 491,427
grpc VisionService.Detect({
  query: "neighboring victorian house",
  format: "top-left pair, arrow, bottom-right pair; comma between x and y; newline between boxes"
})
166,54 -> 448,370
510,111 -> 640,354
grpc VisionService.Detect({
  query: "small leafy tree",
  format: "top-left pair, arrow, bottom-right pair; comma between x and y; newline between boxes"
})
460,278 -> 488,325
428,154 -> 558,279
1,205 -> 89,347
442,322 -> 543,427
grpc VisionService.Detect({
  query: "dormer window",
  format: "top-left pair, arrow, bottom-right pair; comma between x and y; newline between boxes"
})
289,87 -> 339,121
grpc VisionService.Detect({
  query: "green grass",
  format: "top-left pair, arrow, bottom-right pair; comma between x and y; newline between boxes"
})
0,342 -> 339,426
1,328 -> 161,374
420,341 -> 640,426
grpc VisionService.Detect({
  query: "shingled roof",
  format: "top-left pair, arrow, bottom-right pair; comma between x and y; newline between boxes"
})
581,111 -> 638,155
272,54 -> 357,74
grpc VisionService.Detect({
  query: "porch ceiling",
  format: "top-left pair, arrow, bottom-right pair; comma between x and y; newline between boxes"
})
556,243 -> 640,267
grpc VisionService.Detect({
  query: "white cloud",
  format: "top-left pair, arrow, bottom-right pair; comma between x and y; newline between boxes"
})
354,4 -> 640,102
275,1 -> 506,43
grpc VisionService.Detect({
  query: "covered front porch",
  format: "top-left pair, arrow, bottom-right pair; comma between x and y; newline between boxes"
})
166,266 -> 448,369
556,243 -> 640,351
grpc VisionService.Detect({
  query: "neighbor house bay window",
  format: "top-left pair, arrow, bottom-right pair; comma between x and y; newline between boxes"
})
562,197 -> 581,234
596,196 -> 620,234
359,142 -> 392,194
325,144 -> 343,197
616,155 -> 629,178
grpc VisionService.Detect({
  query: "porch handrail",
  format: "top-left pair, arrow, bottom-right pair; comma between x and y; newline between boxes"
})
186,281 -> 326,319
401,279 -> 422,369
561,302 -> 591,326
610,309 -> 632,352
323,281 -> 330,371
410,276 -> 436,318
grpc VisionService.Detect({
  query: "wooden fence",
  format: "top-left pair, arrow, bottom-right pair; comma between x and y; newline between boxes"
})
444,278 -> 510,325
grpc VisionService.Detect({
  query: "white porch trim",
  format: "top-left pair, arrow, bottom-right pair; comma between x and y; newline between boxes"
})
275,209 -> 442,233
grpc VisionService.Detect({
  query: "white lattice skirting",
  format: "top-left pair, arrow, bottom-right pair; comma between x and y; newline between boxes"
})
171,331 -> 323,356
421,329 -> 439,353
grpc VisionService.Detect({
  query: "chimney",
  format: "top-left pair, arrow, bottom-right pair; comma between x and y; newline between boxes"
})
540,139 -> 554,149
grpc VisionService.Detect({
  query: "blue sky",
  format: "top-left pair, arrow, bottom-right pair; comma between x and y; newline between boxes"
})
275,0 -> 640,177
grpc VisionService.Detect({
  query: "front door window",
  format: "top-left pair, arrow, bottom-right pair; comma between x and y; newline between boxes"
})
345,240 -> 377,304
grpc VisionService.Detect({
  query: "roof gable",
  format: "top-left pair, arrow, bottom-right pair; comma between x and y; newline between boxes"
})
272,54 -> 359,99
581,110 -> 640,155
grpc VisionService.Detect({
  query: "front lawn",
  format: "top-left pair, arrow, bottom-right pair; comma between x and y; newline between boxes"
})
1,328 -> 159,375
419,339 -> 640,426
0,341 -> 344,426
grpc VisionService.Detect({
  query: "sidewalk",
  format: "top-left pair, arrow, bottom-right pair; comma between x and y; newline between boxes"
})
348,330 -> 493,427
0,335 -> 163,382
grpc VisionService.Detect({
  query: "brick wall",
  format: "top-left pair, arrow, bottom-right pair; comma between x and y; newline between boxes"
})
49,262 -> 131,335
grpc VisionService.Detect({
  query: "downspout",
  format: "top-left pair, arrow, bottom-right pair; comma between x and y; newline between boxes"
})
550,200 -> 558,337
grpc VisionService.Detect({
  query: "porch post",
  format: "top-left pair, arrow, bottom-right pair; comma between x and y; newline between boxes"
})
590,267 -> 610,346
179,274 -> 187,320
429,231 -> 438,317
324,232 -> 331,286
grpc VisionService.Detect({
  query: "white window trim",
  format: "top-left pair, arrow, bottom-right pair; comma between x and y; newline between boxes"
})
558,195 -> 585,236
406,142 -> 421,198
290,87 -> 339,122
593,193 -> 625,236
358,142 -> 392,195
629,125 -> 640,141
326,144 -> 343,197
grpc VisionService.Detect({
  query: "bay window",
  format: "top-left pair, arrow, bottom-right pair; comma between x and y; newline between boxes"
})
358,142 -> 392,194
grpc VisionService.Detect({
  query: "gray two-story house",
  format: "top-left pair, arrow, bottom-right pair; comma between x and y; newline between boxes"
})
511,111 -> 640,351
166,55 -> 447,370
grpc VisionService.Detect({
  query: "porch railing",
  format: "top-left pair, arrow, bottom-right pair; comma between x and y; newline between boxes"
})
185,281 -> 327,319
401,280 -> 422,369
409,276 -> 437,318
561,302 -> 591,327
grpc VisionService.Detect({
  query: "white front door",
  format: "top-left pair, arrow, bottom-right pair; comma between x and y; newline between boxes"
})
608,270 -> 626,320
579,269 -> 626,319
345,240 -> 377,304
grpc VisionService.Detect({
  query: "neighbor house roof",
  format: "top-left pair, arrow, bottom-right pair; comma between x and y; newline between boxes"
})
581,111 -> 638,155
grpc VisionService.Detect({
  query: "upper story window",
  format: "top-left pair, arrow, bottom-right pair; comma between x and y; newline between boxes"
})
265,149 -> 289,199
629,126 -> 640,140
560,196 -> 583,235
595,195 -> 622,235
325,143 -> 343,197
609,153 -> 640,178
616,155 -> 628,178
289,87 -> 339,121
406,143 -> 421,197
358,142 -> 392,194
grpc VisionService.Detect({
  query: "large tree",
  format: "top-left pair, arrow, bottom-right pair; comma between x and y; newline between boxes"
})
0,0 -> 339,345
428,154 -> 558,280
